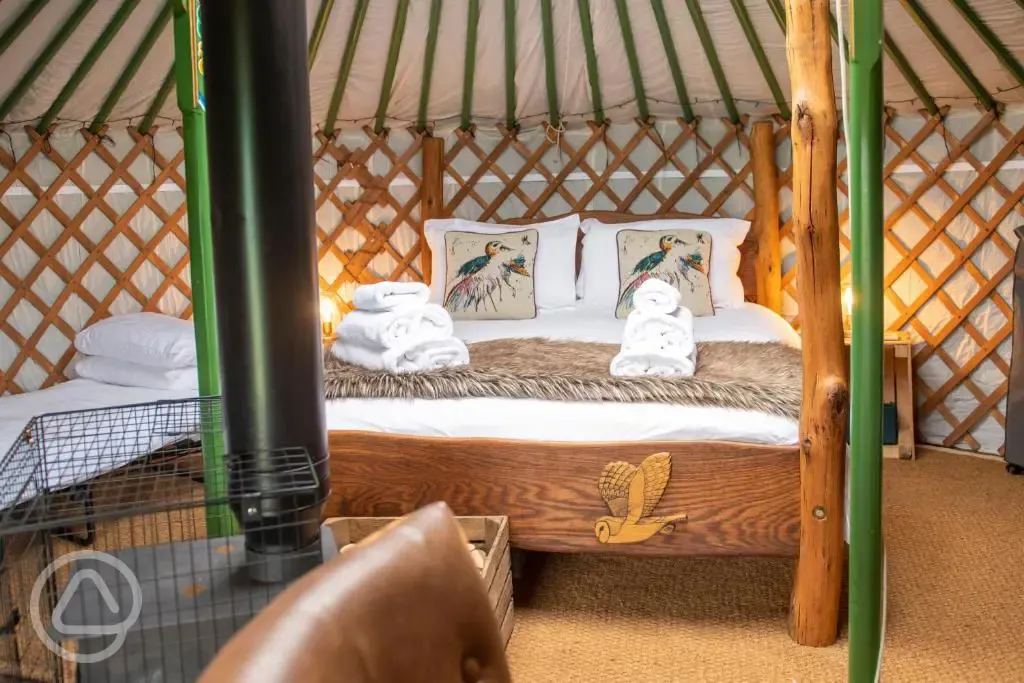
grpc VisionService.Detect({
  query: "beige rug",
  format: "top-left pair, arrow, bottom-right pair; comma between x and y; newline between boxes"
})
506,451 -> 1024,682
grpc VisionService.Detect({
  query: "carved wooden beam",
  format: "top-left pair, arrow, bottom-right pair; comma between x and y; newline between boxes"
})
784,0 -> 849,648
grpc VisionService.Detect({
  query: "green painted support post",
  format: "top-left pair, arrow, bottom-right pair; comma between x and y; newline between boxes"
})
172,0 -> 233,537
848,0 -> 885,679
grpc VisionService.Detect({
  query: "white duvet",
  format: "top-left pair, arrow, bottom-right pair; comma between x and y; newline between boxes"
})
326,303 -> 803,445
0,303 -> 802,509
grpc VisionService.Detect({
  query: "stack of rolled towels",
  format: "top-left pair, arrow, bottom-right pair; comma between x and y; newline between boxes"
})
610,279 -> 697,377
331,282 -> 469,373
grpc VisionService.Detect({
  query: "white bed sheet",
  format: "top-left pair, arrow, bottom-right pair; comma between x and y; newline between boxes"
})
326,304 -> 802,445
0,380 -> 198,510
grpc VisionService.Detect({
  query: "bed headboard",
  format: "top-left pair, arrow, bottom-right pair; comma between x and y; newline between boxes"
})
502,211 -> 773,308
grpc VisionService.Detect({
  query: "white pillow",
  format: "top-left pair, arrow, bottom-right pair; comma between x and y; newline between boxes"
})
578,217 -> 750,312
425,215 -> 579,310
74,313 -> 197,369
74,356 -> 199,391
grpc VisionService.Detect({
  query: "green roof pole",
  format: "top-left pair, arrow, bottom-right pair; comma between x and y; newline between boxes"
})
576,0 -> 605,124
649,0 -> 694,123
848,0 -> 885,679
504,0 -> 517,130
137,66 -> 175,135
0,0 -> 51,59
172,0 -> 232,537
0,0 -> 98,122
91,0 -> 173,134
416,0 -> 443,133
36,0 -> 141,133
947,0 -> 1024,90
460,0 -> 480,131
684,0 -> 739,124
539,0 -> 560,129
372,0 -> 411,135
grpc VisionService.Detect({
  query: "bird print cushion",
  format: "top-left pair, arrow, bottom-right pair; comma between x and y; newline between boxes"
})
615,228 -> 714,318
441,229 -> 539,320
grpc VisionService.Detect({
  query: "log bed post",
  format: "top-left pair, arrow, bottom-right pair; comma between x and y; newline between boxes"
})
420,136 -> 446,286
750,120 -> 782,314
785,0 -> 850,647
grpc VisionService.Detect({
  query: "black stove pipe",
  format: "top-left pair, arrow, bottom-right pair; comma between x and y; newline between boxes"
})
202,0 -> 328,581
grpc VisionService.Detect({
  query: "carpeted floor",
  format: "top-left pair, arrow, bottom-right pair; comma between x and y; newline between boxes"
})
505,451 -> 1024,682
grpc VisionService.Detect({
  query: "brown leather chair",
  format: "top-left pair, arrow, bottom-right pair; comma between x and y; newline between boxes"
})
199,502 -> 512,683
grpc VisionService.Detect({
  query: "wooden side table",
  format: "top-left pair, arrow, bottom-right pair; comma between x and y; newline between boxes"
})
843,331 -> 916,460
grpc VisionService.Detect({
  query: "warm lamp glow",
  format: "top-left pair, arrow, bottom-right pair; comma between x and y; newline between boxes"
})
319,295 -> 338,338
842,286 -> 853,332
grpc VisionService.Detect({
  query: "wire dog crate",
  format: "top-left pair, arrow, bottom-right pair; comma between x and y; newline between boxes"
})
0,397 -> 326,683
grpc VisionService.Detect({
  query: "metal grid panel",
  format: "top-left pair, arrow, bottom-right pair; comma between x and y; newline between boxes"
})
1,112 -> 1021,455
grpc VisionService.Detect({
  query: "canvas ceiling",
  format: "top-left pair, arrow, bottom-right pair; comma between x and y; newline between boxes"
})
0,0 -> 1022,134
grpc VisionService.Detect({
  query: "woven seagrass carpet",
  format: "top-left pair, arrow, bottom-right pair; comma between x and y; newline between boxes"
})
506,451 -> 1024,682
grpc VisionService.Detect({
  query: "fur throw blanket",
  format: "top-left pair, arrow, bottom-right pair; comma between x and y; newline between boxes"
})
323,338 -> 802,418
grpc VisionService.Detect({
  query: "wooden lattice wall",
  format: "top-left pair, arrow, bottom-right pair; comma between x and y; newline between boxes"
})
1,106 -> 1022,453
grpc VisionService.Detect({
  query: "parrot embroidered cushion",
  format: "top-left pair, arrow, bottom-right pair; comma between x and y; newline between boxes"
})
614,228 -> 715,318
440,229 -> 539,320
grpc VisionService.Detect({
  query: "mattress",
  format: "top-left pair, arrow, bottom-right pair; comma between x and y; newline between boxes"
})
326,303 -> 803,445
0,304 -> 801,508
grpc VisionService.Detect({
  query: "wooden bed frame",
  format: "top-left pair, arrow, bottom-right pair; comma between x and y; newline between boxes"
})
325,124 -> 849,647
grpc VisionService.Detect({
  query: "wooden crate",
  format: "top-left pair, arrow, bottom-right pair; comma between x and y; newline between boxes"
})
320,515 -> 514,647
843,331 -> 916,460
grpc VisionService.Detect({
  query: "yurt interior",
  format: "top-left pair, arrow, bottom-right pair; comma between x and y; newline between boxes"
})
0,0 -> 1023,681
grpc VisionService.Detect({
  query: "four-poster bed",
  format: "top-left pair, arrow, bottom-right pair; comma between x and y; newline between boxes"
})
325,112 -> 849,646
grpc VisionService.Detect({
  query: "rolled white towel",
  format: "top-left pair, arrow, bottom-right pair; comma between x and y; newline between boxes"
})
338,304 -> 453,350
352,281 -> 430,312
632,278 -> 682,315
622,307 -> 695,356
332,337 -> 469,373
610,343 -> 696,378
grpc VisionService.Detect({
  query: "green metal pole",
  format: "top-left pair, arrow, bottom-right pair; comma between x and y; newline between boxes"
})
848,0 -> 885,680
172,0 -> 233,537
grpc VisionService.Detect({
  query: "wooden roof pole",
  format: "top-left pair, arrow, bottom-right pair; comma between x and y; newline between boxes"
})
419,137 -> 446,286
784,0 -> 849,648
750,121 -> 781,315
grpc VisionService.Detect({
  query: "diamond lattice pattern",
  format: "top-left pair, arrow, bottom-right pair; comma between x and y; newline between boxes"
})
1,107 -> 1021,454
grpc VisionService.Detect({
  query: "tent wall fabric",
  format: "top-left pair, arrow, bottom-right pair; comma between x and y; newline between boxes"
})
0,0 -> 1022,133
1,106 -> 1021,454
